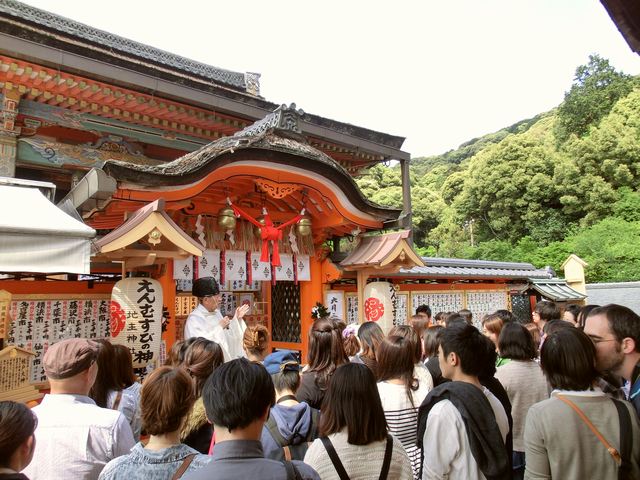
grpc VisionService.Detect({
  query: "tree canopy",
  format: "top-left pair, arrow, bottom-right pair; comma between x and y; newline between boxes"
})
555,54 -> 635,143
356,56 -> 640,283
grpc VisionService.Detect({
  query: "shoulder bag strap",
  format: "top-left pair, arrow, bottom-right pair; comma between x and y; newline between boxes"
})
320,436 -> 350,480
612,399 -> 632,480
282,445 -> 292,461
283,460 -> 302,480
171,454 -> 196,480
557,395 -> 621,466
111,390 -> 123,411
308,408 -> 320,440
266,414 -> 288,447
378,434 -> 394,480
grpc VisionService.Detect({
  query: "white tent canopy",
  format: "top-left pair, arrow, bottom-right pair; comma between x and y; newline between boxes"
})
0,184 -> 96,274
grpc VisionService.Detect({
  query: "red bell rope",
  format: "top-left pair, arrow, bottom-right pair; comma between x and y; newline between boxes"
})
230,203 -> 302,267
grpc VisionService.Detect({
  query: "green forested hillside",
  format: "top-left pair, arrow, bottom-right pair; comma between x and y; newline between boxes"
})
357,55 -> 640,283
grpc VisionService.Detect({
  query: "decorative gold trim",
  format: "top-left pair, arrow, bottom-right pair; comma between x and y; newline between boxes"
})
255,179 -> 302,199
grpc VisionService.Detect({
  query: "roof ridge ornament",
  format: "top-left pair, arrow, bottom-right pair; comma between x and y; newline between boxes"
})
235,103 -> 305,139
244,73 -> 261,96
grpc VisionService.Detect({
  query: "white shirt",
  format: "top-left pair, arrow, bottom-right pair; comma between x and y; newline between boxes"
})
23,393 -> 135,480
304,429 -> 414,480
184,303 -> 247,362
107,382 -> 142,441
422,387 -> 508,480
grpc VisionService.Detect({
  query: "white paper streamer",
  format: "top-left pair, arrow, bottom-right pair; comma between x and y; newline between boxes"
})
296,254 -> 310,281
195,215 -> 206,247
289,226 -> 299,254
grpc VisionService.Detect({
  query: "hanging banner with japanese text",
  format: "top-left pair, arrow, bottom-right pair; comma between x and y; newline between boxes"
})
325,290 -> 345,320
173,256 -> 194,281
196,250 -> 221,281
250,252 -> 272,281
295,255 -> 311,282
224,250 -> 247,282
110,278 -> 163,368
8,296 -> 110,383
275,254 -> 295,281
363,281 -> 396,334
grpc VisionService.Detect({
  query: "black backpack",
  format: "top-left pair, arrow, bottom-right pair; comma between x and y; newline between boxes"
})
265,408 -> 320,461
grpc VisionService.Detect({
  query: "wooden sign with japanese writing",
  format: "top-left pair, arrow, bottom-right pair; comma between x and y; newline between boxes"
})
8,295 -> 110,383
325,290 -> 345,320
110,278 -> 163,368
0,346 -> 42,402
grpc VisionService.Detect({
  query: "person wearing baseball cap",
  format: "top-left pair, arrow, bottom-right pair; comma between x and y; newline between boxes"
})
184,277 -> 250,362
23,339 -> 135,480
260,350 -> 320,461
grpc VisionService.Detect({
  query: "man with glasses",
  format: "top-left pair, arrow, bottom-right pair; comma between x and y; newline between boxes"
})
584,304 -> 640,417
184,277 -> 250,362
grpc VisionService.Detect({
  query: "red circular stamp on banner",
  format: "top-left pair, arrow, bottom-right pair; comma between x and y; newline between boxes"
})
364,297 -> 384,322
109,300 -> 126,338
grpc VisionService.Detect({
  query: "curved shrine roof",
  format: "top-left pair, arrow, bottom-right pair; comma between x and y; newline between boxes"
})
103,104 -> 402,223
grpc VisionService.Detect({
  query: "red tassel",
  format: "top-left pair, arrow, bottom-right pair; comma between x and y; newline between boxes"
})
231,203 -> 300,269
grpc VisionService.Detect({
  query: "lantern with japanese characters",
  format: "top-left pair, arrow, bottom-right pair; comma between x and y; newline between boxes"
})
363,281 -> 396,334
110,278 -> 163,368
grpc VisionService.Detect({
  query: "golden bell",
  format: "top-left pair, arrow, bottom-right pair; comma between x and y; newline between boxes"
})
254,216 -> 266,237
296,217 -> 312,236
217,207 -> 236,230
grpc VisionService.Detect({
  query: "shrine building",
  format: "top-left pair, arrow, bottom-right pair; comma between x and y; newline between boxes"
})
0,0 -> 412,363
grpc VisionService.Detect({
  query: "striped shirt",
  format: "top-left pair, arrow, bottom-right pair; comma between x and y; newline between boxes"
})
377,368 -> 432,479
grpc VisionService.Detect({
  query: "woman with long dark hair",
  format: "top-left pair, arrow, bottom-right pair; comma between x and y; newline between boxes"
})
89,339 -> 120,409
0,401 -> 37,479
297,317 -> 348,409
353,321 -> 384,378
304,363 -> 412,479
180,338 -> 224,453
110,344 -> 142,441
89,340 -> 142,440
377,335 -> 431,479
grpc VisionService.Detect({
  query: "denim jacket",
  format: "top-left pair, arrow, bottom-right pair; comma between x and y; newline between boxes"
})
99,442 -> 212,480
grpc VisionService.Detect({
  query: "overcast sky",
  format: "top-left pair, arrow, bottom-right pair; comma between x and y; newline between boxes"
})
21,0 -> 640,158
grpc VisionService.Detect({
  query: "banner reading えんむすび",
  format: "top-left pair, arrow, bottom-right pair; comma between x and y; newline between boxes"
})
110,278 -> 162,368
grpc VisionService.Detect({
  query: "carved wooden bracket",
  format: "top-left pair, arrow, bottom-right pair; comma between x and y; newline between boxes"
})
255,179 -> 302,199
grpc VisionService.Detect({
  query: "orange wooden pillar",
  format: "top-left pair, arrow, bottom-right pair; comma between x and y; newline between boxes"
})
299,256 -> 323,363
157,261 -> 177,354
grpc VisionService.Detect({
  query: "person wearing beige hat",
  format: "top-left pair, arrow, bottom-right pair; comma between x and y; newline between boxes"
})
23,338 -> 135,480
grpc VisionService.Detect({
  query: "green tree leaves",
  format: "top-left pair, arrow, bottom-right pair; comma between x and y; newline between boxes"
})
355,55 -> 640,282
555,54 -> 634,143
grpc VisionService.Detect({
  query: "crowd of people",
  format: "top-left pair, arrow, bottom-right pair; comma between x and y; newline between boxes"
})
1,291 -> 639,480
